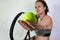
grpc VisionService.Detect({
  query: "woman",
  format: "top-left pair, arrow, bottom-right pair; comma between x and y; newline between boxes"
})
18,0 -> 53,40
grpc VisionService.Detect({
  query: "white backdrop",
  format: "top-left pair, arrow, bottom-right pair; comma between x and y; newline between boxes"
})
0,0 -> 60,40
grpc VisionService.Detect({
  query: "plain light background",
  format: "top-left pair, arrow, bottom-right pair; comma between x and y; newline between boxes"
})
0,0 -> 60,40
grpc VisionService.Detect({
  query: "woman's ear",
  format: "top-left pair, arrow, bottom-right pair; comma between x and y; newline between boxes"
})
44,7 -> 46,11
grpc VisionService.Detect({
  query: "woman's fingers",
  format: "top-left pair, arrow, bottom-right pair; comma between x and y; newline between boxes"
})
25,20 -> 36,30
18,20 -> 27,29
18,20 -> 34,31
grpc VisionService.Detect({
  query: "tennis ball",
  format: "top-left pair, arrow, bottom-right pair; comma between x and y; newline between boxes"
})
21,12 -> 37,24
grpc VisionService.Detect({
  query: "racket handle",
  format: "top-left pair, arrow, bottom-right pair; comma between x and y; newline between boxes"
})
24,31 -> 30,40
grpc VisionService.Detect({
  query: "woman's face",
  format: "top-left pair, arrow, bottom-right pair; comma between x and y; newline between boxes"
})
35,2 -> 46,17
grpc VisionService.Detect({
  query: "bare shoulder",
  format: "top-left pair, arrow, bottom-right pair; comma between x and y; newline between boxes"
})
45,15 -> 52,22
44,15 -> 53,26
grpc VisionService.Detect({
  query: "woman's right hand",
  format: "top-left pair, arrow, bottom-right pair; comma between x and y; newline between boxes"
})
18,20 -> 35,31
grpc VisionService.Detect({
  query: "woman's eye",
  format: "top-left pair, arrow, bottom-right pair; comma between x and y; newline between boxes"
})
38,6 -> 41,8
35,5 -> 42,9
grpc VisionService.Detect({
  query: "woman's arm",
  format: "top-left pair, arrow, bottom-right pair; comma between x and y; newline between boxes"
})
18,20 -> 36,31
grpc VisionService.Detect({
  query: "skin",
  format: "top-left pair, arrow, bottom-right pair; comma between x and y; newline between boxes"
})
18,1 -> 53,40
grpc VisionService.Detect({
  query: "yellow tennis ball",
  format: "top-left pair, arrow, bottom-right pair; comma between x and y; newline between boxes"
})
21,12 -> 37,24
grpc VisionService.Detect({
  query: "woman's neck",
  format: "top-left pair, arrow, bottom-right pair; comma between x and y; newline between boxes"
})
40,13 -> 46,20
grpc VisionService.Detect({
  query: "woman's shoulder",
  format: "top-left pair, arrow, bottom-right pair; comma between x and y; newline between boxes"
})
45,15 -> 52,23
46,15 -> 52,20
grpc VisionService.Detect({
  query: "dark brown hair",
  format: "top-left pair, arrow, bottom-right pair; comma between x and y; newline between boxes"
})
36,0 -> 49,15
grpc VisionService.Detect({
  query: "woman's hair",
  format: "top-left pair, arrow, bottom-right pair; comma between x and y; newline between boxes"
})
36,0 -> 49,15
